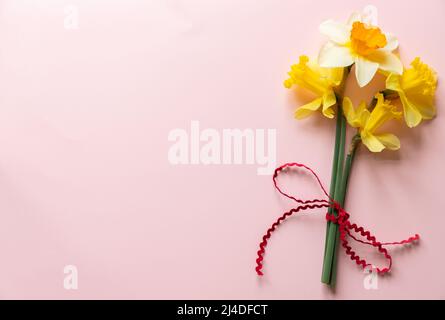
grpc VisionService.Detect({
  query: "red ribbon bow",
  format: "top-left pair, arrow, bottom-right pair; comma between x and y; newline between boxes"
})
255,162 -> 420,276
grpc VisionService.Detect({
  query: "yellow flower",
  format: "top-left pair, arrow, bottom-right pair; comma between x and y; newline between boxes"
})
284,55 -> 344,119
343,93 -> 402,152
386,57 -> 438,128
318,12 -> 402,87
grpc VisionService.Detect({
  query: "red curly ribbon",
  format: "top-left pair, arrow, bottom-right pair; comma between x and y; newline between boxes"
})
255,162 -> 420,276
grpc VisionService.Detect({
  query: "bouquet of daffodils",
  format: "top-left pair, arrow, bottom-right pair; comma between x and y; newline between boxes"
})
256,9 -> 437,287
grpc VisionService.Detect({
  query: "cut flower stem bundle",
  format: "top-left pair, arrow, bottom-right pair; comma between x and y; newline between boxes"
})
321,67 -> 360,286
321,109 -> 360,286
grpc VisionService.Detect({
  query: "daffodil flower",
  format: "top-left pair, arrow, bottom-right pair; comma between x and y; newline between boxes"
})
284,55 -> 344,119
343,93 -> 402,152
318,12 -> 403,88
386,57 -> 438,128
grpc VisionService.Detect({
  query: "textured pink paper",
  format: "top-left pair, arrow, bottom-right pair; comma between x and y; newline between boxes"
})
0,0 -> 444,299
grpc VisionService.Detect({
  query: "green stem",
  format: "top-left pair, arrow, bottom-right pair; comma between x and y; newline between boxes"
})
328,134 -> 360,287
322,102 -> 342,258
321,107 -> 346,284
321,66 -> 351,286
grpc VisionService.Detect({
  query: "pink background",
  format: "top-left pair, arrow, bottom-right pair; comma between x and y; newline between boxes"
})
0,0 -> 444,299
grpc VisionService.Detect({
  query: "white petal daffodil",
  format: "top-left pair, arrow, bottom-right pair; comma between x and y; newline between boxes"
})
318,12 -> 403,88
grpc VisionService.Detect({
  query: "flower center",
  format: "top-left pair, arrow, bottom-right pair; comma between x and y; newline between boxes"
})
350,21 -> 387,56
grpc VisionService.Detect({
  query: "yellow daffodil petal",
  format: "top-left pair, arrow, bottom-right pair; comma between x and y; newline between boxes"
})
362,132 -> 400,152
356,100 -> 368,116
295,98 -> 323,119
284,78 -> 293,89
285,55 -> 339,95
408,93 -> 436,119
361,131 -> 386,152
318,41 -> 354,68
285,55 -> 343,120
307,59 -> 344,87
322,91 -> 337,118
385,73 -> 402,92
374,133 -> 401,150
342,97 -> 356,125
364,93 -> 402,132
355,57 -> 379,87
319,65 -> 345,87
345,94 -> 401,152
359,108 -> 371,126
399,92 -> 422,128
385,57 -> 437,127
319,20 -> 350,44
343,97 -> 369,128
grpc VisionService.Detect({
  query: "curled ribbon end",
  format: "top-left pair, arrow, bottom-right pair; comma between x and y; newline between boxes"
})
255,256 -> 264,276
